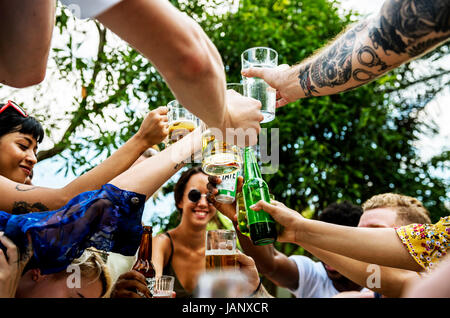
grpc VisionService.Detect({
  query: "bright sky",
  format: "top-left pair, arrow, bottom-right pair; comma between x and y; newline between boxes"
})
1,0 -> 448,224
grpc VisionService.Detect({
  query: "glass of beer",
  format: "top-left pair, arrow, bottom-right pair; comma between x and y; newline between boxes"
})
205,229 -> 237,271
201,83 -> 243,176
241,47 -> 278,123
167,100 -> 200,144
152,275 -> 175,298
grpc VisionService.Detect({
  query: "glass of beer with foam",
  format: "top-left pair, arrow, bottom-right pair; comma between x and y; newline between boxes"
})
205,229 -> 237,271
167,100 -> 201,145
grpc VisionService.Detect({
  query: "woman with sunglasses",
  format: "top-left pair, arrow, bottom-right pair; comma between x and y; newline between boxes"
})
151,166 -> 217,298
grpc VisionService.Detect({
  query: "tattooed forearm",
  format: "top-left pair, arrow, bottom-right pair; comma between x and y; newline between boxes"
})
297,21 -> 367,94
296,0 -> 449,97
298,63 -> 318,97
353,44 -> 390,81
310,25 -> 358,88
12,201 -> 49,214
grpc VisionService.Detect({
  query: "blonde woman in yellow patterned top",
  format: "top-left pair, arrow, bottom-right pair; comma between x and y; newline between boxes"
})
248,199 -> 449,273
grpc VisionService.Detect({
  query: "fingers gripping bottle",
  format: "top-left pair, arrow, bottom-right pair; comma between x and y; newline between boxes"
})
242,147 -> 277,245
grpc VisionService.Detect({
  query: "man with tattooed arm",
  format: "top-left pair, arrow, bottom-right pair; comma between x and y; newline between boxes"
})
242,0 -> 450,106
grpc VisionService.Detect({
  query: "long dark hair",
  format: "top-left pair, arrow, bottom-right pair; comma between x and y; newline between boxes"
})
174,166 -> 205,214
0,105 -> 44,143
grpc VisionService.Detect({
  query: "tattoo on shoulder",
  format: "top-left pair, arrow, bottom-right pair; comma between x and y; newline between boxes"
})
12,201 -> 49,214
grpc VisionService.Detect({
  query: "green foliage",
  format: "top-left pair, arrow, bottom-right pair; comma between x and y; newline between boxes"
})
39,1 -> 448,237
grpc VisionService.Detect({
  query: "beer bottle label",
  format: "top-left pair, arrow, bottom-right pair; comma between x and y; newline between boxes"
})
217,171 -> 238,196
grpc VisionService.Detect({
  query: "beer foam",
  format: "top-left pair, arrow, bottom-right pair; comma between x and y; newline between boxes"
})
171,119 -> 195,125
205,249 -> 236,256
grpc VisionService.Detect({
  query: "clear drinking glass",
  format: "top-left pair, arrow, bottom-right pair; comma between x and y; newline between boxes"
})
205,229 -> 237,271
241,47 -> 278,123
167,100 -> 201,144
152,275 -> 175,298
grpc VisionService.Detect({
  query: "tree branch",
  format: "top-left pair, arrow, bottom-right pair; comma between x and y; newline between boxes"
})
37,22 -> 108,162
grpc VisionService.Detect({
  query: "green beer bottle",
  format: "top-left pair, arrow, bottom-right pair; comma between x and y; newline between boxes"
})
242,147 -> 277,245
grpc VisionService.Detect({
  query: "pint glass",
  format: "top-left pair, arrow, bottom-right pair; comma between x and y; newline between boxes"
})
205,230 -> 237,271
201,129 -> 242,176
241,47 -> 278,123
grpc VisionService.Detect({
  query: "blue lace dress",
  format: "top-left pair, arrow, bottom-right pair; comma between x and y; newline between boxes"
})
0,184 -> 145,274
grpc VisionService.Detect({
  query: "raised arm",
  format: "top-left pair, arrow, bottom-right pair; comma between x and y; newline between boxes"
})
300,243 -> 418,297
110,126 -> 202,198
250,200 -> 424,272
97,0 -> 262,140
242,0 -> 450,106
0,0 -> 55,87
0,107 -> 168,213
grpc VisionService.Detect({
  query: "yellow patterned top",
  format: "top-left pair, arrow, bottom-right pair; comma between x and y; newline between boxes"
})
396,216 -> 450,270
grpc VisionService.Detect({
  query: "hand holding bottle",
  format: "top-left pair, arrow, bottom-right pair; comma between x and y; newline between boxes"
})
110,270 -> 152,298
249,200 -> 304,244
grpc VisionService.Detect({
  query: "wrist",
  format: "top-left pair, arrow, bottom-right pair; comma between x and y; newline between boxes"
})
130,132 -> 152,153
284,64 -> 307,100
248,278 -> 262,298
294,218 -> 310,244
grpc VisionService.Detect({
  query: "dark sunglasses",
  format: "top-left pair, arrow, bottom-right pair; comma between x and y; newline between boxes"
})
0,100 -> 29,117
188,189 -> 213,205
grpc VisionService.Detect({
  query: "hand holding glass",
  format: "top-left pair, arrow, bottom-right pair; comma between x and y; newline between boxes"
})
241,47 -> 278,123
167,100 -> 201,144
201,83 -> 243,177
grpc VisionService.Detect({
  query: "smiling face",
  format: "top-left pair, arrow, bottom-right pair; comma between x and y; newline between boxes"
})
0,131 -> 38,183
177,172 -> 216,227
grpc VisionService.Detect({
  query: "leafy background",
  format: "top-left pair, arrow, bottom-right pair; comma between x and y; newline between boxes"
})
0,0 -> 448,296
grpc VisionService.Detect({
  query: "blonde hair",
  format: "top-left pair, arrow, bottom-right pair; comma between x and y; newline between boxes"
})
54,248 -> 113,298
362,193 -> 431,225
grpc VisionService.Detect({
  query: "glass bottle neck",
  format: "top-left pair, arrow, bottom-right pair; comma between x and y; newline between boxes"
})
244,147 -> 262,180
137,226 -> 152,260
